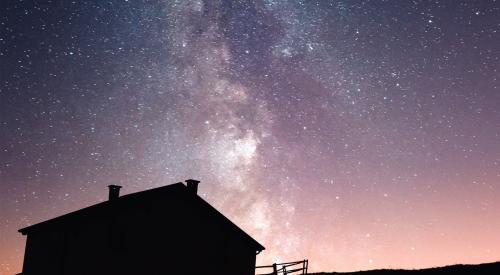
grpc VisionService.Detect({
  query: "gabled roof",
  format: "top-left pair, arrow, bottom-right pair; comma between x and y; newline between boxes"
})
18,182 -> 265,252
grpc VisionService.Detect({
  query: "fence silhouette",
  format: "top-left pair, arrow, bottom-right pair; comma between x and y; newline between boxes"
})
256,260 -> 308,275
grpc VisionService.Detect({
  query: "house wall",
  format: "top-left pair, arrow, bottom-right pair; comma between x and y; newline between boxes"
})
21,190 -> 260,275
22,230 -> 66,275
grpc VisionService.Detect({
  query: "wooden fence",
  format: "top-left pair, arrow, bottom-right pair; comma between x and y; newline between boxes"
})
256,259 -> 308,275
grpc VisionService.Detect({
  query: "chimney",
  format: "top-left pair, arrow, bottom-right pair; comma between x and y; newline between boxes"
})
185,179 -> 200,195
108,185 -> 122,201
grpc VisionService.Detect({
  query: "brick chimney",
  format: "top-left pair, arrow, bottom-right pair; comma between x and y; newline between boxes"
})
185,179 -> 200,195
108,185 -> 122,201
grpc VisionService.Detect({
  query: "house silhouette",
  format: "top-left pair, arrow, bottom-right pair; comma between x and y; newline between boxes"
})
18,179 -> 265,275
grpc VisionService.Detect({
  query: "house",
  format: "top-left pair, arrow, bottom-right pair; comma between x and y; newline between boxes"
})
18,179 -> 265,275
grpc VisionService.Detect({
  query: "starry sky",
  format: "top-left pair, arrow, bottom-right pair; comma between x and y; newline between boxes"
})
1,0 -> 499,274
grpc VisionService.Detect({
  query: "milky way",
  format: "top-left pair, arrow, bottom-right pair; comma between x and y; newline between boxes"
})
1,1 -> 499,274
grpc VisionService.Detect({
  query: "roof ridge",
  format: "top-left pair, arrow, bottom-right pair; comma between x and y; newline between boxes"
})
17,181 -> 264,251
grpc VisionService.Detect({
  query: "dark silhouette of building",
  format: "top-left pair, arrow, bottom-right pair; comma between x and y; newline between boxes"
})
18,180 -> 265,275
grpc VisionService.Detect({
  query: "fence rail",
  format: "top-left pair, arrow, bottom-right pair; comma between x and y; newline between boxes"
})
256,259 -> 308,275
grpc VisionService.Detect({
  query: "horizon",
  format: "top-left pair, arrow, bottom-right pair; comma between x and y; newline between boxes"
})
1,1 -> 499,274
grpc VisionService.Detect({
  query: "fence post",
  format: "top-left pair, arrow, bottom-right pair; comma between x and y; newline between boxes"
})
273,263 -> 278,275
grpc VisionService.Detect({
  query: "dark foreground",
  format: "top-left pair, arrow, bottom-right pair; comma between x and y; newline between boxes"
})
311,261 -> 500,275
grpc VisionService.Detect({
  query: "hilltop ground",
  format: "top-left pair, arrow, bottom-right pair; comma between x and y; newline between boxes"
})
311,261 -> 500,274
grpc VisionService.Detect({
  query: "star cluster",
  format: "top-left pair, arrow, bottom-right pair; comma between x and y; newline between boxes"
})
1,1 -> 499,274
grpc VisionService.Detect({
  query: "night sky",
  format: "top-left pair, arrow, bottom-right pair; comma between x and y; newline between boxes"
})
1,0 -> 499,274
